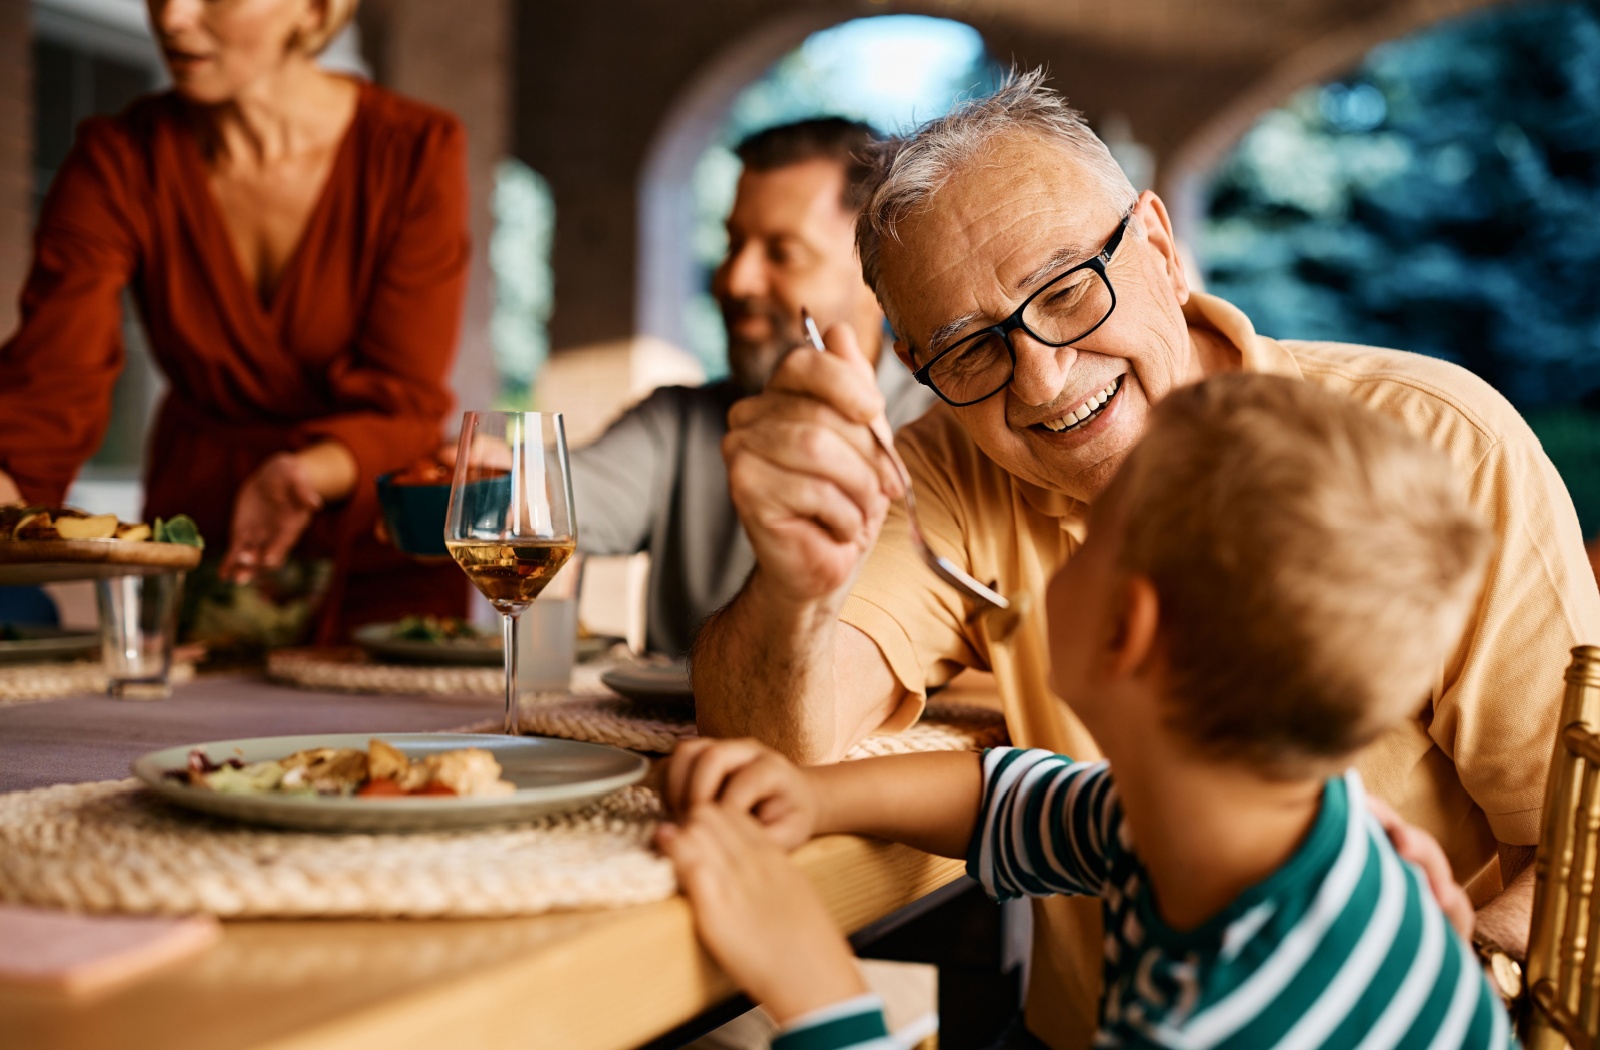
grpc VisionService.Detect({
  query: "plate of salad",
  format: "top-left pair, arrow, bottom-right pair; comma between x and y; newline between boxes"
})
132,733 -> 650,832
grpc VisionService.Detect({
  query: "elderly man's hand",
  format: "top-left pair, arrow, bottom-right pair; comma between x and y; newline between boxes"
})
1367,796 -> 1475,943
722,322 -> 905,608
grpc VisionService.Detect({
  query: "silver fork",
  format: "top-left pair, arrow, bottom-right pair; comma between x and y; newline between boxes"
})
801,311 -> 1025,638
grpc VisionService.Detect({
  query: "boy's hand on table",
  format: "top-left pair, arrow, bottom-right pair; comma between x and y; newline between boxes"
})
662,739 -> 819,850
1367,796 -> 1474,942
655,802 -> 866,1024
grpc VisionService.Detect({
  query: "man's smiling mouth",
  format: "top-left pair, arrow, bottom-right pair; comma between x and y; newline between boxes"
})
1033,376 -> 1123,434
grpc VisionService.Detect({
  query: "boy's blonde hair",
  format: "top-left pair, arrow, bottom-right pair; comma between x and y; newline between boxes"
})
1114,373 -> 1493,777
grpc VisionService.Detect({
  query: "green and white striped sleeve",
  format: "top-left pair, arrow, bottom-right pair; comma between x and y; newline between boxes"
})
770,994 -> 894,1050
965,747 -> 1119,902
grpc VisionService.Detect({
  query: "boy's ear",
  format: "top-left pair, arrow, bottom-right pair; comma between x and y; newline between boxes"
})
1106,574 -> 1160,679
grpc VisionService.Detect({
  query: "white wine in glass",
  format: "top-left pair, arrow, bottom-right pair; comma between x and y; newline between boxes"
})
444,412 -> 576,734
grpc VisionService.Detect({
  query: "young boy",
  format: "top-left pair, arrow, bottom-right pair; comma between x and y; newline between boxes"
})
656,373 -> 1514,1049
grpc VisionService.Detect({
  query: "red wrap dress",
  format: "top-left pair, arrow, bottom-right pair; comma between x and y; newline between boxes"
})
0,79 -> 469,637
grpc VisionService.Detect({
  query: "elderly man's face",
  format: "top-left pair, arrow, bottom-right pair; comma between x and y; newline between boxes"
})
882,132 -> 1202,502
713,159 -> 883,393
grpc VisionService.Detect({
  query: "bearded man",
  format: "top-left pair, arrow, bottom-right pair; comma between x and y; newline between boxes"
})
692,71 -> 1599,1046
571,118 -> 933,657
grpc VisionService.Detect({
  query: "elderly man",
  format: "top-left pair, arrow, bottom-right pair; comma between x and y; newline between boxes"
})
693,72 -> 1600,1046
571,118 -> 931,657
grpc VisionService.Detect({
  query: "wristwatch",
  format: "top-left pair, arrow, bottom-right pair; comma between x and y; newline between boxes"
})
1473,934 -> 1525,1014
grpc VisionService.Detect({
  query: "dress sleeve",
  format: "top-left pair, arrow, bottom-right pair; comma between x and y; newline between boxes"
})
966,747 -> 1119,902
0,119 -> 140,503
569,392 -> 674,556
298,114 -> 468,483
771,994 -> 895,1050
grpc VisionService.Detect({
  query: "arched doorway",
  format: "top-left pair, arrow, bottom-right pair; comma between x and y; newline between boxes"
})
637,12 -> 1000,374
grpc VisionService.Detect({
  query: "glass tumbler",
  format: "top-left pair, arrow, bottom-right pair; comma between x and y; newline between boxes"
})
95,571 -> 184,700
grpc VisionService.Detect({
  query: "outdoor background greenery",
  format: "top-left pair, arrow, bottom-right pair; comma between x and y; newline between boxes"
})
1202,0 -> 1600,532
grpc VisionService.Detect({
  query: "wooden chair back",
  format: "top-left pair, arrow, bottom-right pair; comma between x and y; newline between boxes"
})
1524,644 -> 1600,1049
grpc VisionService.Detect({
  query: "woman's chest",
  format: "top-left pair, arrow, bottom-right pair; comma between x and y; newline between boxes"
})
206,153 -> 337,303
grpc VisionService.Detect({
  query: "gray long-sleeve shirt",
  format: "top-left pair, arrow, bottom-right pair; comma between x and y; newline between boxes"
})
571,352 -> 935,656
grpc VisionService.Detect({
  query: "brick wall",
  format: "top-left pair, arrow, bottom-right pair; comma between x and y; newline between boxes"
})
362,0 -> 509,418
0,0 -> 31,340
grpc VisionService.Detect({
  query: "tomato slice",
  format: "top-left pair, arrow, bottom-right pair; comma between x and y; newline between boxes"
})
357,778 -> 404,797
409,782 -> 458,797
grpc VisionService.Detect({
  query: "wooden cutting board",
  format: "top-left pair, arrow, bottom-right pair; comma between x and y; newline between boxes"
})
0,540 -> 202,585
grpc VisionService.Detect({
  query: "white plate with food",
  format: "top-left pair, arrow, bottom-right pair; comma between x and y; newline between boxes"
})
599,662 -> 695,706
131,733 -> 649,832
353,618 -> 503,667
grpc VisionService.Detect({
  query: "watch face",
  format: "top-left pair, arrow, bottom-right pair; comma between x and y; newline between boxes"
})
1488,950 -> 1524,1001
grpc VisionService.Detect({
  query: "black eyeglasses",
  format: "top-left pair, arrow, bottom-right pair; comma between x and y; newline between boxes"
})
911,211 -> 1133,407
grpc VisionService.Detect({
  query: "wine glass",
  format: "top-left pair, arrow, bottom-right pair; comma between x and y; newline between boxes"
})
444,411 -> 576,735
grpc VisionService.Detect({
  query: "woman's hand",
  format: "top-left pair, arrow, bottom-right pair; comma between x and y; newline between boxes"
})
0,470 -> 21,506
655,803 -> 866,1024
661,738 -> 820,851
222,453 -> 324,582
222,443 -> 359,582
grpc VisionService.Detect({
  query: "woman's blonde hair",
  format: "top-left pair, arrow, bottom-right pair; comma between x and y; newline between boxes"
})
296,0 -> 359,56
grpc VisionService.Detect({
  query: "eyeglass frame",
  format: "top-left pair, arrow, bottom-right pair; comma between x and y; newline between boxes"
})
910,209 -> 1135,408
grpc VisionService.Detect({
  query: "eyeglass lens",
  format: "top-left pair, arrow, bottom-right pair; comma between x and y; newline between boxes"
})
927,268 -> 1114,404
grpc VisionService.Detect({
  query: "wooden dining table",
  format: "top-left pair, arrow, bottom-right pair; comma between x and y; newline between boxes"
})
0,674 -> 989,1050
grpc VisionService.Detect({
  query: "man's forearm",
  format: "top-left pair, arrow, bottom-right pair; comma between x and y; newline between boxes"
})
807,751 -> 985,859
692,567 -> 846,764
1474,852 -> 1535,960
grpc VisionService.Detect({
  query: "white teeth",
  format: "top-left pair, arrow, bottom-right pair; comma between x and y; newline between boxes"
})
1037,376 -> 1122,433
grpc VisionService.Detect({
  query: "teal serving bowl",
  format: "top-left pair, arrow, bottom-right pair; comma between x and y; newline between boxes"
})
375,474 -> 451,557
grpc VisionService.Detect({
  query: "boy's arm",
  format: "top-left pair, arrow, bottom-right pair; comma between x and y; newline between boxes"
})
809,751 -> 985,858
661,739 -> 983,858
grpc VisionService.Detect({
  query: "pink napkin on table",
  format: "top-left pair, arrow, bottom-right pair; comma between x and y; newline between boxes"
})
0,904 -> 220,994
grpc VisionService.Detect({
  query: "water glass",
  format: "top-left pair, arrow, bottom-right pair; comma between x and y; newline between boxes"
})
95,572 -> 184,700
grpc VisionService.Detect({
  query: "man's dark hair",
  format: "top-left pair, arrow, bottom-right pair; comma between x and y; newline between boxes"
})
734,117 -> 883,213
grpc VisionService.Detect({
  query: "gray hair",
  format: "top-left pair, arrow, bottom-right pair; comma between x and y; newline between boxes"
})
856,68 -> 1139,342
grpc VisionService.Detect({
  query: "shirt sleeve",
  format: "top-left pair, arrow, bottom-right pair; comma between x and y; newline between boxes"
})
1429,419 -> 1600,846
569,391 -> 675,556
298,114 -> 469,487
966,747 -> 1119,902
771,994 -> 895,1050
838,414 -> 986,730
0,118 -> 140,503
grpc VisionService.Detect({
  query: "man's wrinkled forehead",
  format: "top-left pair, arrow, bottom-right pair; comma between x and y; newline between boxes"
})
876,134 -> 1118,349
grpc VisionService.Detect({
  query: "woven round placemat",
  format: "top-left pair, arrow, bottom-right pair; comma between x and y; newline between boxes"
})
268,646 -> 502,697
518,697 -> 1008,759
0,660 -> 196,707
0,780 -> 674,918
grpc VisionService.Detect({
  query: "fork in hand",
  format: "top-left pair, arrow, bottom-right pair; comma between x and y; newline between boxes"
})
800,310 -> 1026,640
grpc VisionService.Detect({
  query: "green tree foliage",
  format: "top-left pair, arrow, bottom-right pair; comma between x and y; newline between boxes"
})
1203,0 -> 1600,528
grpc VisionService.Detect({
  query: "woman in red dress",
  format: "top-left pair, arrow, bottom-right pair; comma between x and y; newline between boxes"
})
0,0 -> 467,638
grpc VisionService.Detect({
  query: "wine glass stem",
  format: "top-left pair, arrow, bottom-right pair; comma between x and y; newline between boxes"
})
502,611 -> 521,735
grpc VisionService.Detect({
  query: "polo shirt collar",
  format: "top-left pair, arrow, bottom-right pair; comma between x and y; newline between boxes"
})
1011,292 -> 1302,524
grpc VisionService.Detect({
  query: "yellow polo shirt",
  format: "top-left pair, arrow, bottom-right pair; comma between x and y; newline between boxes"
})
841,292 -> 1600,1048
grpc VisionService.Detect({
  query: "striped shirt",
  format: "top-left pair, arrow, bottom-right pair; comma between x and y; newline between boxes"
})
775,748 -> 1515,1050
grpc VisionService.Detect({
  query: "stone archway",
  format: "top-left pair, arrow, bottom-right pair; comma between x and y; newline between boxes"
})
634,9 -> 855,354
